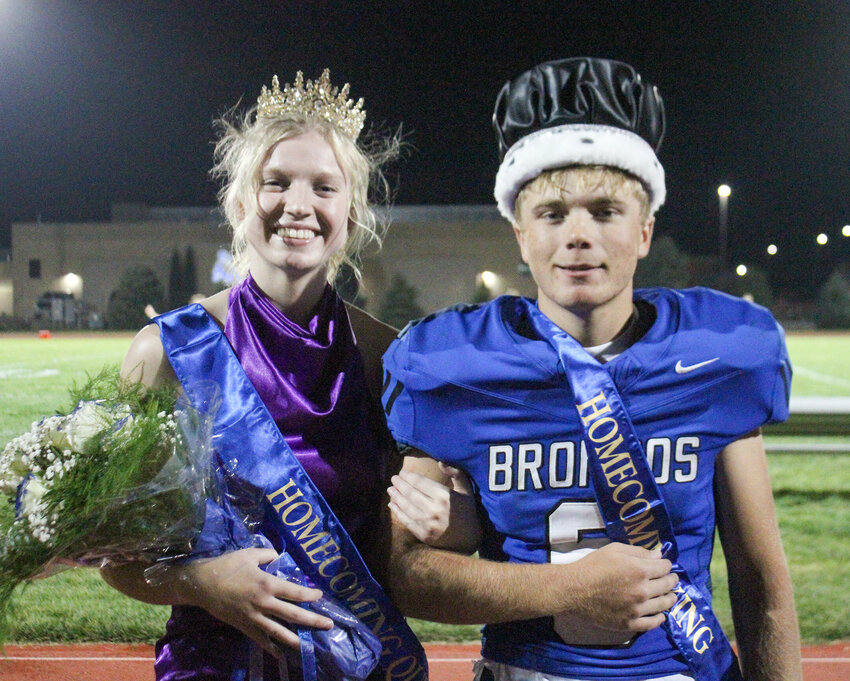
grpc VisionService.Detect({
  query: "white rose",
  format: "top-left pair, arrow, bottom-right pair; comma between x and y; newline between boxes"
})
49,401 -> 112,453
44,415 -> 72,452
18,476 -> 47,517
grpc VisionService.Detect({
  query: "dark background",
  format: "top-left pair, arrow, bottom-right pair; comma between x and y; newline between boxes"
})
2,1 -> 848,298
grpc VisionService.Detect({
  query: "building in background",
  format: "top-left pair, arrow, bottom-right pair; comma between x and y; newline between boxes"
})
0,249 -> 12,317
7,203 -> 532,328
361,205 -> 533,314
10,204 -> 227,327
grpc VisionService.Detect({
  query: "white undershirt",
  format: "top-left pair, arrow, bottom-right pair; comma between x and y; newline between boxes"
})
583,305 -> 642,363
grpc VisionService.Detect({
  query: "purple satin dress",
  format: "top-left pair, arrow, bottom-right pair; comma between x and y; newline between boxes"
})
154,276 -> 387,681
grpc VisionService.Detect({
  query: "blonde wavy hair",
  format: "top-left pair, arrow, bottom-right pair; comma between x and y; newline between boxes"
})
210,108 -> 398,285
514,165 -> 652,223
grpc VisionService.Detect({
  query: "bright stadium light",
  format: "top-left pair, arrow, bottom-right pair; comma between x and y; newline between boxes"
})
717,185 -> 731,263
56,272 -> 83,298
736,264 -> 747,276
479,271 -> 498,288
843,225 -> 850,237
767,244 -> 778,255
817,233 -> 829,246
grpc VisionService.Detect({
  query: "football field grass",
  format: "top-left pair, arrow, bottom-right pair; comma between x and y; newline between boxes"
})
784,333 -> 850,397
0,330 -> 848,644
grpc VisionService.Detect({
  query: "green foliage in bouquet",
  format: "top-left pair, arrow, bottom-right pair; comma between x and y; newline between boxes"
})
0,367 -> 211,645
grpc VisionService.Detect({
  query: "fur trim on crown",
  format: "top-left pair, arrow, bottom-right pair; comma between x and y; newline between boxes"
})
494,123 -> 666,223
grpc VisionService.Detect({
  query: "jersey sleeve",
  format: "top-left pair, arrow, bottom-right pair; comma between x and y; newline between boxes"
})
381,331 -> 419,449
380,301 -> 523,465
731,302 -> 792,428
636,288 -> 792,444
768,322 -> 792,423
380,326 -> 456,456
684,289 -> 792,436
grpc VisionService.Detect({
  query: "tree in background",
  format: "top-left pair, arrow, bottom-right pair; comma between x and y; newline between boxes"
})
167,247 -> 200,310
336,263 -> 366,308
631,234 -> 778,308
814,267 -> 850,329
167,249 -> 184,310
106,266 -> 165,330
698,261 -> 774,309
378,274 -> 424,329
211,248 -> 235,293
634,234 -> 691,289
681,250 -> 774,308
184,246 -> 198,300
472,281 -> 492,303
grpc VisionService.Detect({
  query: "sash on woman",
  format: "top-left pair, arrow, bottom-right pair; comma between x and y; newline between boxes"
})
529,305 -> 743,681
156,304 -> 428,681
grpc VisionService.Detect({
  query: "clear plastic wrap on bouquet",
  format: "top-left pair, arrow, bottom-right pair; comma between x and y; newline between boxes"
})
0,370 -> 218,642
263,548 -> 383,681
145,461 -> 383,681
1,370 -> 382,679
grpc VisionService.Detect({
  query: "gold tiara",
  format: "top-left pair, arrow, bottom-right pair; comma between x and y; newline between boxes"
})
256,69 -> 366,140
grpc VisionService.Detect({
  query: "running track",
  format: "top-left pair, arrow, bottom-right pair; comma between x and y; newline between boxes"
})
1,643 -> 848,680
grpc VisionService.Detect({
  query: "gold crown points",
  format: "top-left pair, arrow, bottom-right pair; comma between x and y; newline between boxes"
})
257,69 -> 366,139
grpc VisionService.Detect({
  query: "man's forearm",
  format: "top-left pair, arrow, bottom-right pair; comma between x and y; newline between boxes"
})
716,434 -> 802,681
388,524 -> 677,631
731,569 -> 802,681
388,527 -> 569,623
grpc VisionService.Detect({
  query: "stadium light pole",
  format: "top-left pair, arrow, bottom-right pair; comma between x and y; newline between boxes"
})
717,184 -> 731,264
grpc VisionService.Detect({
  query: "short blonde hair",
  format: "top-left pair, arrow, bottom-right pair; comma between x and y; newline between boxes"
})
514,165 -> 652,223
211,108 -> 398,285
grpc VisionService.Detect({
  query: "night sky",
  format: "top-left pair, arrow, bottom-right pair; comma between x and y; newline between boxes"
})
1,1 -> 849,298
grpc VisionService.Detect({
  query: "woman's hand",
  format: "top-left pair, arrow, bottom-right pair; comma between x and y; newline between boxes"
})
171,548 -> 334,655
388,464 -> 482,553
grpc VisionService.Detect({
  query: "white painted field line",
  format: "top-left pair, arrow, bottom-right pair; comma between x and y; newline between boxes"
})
794,365 -> 850,390
1,655 -> 151,661
0,368 -> 60,379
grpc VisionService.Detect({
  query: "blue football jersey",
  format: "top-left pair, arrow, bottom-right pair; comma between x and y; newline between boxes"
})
382,288 -> 791,680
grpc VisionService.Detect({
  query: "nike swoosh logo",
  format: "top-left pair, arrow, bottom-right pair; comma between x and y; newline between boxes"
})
675,358 -> 720,374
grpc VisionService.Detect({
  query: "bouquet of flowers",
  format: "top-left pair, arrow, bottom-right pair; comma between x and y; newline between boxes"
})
0,368 -> 382,680
0,368 -> 213,643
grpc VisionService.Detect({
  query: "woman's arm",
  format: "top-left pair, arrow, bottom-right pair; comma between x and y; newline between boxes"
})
101,322 -> 332,655
715,430 -> 802,681
119,322 -> 177,388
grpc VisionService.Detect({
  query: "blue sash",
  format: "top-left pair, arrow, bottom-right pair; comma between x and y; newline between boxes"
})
156,305 -> 428,681
529,307 -> 742,681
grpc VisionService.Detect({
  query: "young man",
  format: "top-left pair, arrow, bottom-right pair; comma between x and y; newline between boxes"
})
382,58 -> 801,681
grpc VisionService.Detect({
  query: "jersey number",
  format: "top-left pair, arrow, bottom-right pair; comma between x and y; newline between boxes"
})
547,501 -> 635,648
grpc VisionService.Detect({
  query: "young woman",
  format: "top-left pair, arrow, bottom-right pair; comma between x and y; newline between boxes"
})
102,70 -> 423,681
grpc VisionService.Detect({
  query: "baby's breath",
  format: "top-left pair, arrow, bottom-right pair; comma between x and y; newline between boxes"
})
0,367 -> 211,646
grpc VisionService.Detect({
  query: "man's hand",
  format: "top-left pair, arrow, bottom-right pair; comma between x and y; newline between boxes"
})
557,542 -> 678,637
